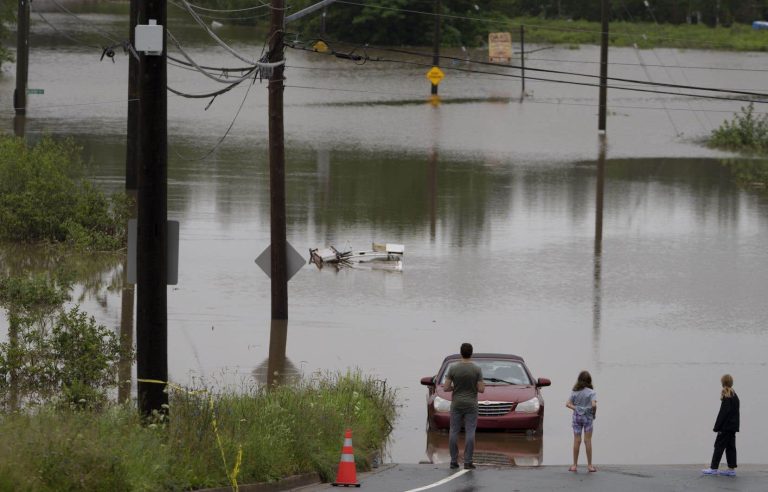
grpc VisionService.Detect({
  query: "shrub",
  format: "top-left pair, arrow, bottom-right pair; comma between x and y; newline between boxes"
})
709,104 -> 768,154
0,275 -> 126,409
0,135 -> 130,251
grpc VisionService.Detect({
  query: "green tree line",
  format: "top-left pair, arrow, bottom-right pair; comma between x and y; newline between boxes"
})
193,0 -> 768,45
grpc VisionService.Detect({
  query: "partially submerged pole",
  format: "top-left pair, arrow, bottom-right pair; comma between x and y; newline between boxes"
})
268,0 -> 288,320
520,25 -> 525,98
598,0 -> 610,131
136,0 -> 169,416
430,0 -> 442,96
14,0 -> 30,116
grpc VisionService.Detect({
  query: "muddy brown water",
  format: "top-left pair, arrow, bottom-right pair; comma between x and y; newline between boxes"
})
1,6 -> 767,466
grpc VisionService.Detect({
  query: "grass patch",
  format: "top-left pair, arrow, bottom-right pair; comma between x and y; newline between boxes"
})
516,18 -> 768,51
0,372 -> 397,491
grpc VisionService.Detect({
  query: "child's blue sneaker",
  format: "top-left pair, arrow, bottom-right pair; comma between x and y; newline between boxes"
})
701,468 -> 718,475
719,469 -> 736,477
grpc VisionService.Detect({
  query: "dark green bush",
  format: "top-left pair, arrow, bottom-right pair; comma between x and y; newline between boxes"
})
710,104 -> 768,154
0,135 -> 130,251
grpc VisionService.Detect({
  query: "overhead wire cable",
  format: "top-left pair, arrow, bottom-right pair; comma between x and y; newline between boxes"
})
639,0 -> 714,130
523,57 -> 768,73
616,2 -> 681,135
287,41 -> 768,99
183,0 -> 271,13
49,0 -> 121,43
33,10 -> 102,49
175,0 -> 284,67
167,30 -> 260,84
281,84 -> 768,114
284,43 -> 768,104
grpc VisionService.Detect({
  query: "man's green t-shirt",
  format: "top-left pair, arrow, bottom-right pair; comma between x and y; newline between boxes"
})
446,361 -> 483,413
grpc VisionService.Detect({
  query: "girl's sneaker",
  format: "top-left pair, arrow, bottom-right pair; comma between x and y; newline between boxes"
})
701,468 -> 718,475
719,469 -> 736,477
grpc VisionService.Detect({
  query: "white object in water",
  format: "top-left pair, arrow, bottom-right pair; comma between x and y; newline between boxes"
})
211,20 -> 224,29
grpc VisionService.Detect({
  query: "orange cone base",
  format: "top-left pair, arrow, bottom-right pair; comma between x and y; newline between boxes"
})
331,483 -> 361,487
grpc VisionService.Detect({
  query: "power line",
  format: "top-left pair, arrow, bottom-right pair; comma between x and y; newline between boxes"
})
285,41 -> 768,103
48,0 -> 121,44
524,57 -> 768,74
283,84 -> 768,115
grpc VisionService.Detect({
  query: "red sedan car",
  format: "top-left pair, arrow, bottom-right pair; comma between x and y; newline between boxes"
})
420,353 -> 551,432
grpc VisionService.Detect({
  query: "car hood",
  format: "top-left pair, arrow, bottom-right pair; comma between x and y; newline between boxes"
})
436,384 -> 536,403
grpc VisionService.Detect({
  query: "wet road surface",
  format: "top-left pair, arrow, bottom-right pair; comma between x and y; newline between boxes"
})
297,464 -> 768,492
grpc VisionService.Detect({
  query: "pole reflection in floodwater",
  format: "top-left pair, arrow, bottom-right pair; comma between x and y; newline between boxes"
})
424,431 -> 543,467
593,135 -> 606,367
118,259 -> 135,403
252,319 -> 300,388
13,115 -> 25,138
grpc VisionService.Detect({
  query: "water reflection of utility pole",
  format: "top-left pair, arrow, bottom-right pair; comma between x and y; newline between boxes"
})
119,195 -> 137,404
593,135 -> 606,367
13,115 -> 25,138
427,101 -> 441,242
266,319 -> 288,387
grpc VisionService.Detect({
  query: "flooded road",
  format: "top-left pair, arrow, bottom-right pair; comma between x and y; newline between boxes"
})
2,5 -> 768,466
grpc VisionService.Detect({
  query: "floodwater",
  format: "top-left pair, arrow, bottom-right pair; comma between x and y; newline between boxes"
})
1,4 -> 768,466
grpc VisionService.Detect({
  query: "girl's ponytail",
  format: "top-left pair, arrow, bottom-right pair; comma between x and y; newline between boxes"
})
721,374 -> 734,399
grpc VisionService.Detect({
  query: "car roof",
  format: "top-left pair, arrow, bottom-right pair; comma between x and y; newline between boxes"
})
442,353 -> 524,363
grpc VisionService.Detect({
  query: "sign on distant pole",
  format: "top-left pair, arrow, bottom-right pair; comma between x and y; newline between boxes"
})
426,66 -> 445,86
488,32 -> 512,63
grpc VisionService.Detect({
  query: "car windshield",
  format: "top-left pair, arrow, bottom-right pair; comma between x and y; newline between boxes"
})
440,359 -> 532,385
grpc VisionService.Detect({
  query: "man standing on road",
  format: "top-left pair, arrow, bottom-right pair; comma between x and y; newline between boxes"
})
444,342 -> 485,470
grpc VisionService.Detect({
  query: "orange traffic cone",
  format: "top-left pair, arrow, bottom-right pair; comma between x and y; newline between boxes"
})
332,429 -> 360,487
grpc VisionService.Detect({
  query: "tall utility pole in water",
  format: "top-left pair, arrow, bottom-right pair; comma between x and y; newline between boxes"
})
268,0 -> 288,320
14,0 -> 30,115
598,0 -> 610,131
136,0 -> 169,416
430,0 -> 442,96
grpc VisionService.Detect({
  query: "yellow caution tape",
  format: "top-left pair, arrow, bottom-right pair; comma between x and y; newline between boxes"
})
136,378 -> 242,491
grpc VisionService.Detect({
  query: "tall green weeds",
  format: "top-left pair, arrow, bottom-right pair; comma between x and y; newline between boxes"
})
0,372 -> 397,491
709,104 -> 768,155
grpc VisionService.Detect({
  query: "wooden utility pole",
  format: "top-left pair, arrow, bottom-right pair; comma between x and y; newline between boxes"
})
430,0 -> 441,95
598,0 -> 610,131
136,0 -> 169,416
14,0 -> 30,115
520,25 -> 526,97
268,0 -> 288,320
127,0 -> 140,191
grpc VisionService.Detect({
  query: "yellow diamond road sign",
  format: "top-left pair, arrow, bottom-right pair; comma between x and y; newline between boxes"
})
426,66 -> 444,85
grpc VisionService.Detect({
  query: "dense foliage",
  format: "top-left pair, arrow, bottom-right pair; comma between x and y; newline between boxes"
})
710,104 -> 768,154
0,274 -> 126,410
0,135 -> 130,251
0,372 -> 397,491
0,2 -> 12,68
193,0 -> 768,46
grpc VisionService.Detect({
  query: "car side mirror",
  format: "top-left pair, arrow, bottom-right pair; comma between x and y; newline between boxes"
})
420,376 -> 436,387
536,378 -> 551,387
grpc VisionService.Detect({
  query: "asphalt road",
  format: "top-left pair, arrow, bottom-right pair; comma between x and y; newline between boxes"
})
295,464 -> 768,492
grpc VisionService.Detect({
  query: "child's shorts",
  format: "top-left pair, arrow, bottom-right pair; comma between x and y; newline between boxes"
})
572,414 -> 594,434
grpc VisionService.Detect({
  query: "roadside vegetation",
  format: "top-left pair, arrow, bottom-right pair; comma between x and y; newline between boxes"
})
0,370 -> 397,491
191,0 -> 768,51
0,2 -> 12,69
708,104 -> 768,190
710,104 -> 768,154
0,134 -> 130,252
